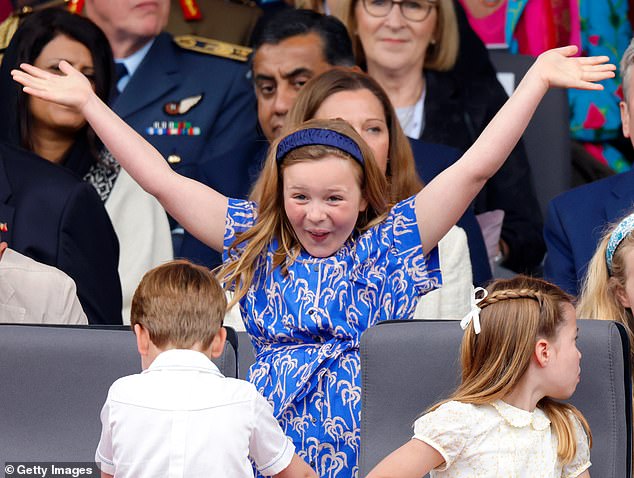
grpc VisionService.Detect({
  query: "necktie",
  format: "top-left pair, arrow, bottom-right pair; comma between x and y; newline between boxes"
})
111,62 -> 128,102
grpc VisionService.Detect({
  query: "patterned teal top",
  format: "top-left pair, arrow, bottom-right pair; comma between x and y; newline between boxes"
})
224,195 -> 441,477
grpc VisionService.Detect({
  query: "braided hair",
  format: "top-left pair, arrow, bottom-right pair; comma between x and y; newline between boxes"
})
429,275 -> 591,463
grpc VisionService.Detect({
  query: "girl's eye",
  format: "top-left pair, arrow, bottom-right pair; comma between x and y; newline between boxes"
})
293,194 -> 307,201
328,196 -> 343,202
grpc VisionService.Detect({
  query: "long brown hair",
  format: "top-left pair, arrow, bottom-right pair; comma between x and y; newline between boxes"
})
284,68 -> 423,204
432,276 -> 592,463
219,119 -> 389,308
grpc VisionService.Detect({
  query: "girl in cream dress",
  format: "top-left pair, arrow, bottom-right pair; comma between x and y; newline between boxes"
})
368,276 -> 591,478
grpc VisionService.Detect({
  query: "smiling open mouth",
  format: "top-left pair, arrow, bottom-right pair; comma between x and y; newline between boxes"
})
309,231 -> 329,241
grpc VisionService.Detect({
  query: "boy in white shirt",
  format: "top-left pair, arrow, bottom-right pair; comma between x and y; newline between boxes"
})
95,259 -> 316,478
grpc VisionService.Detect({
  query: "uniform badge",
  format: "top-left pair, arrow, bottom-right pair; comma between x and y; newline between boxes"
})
164,94 -> 203,116
0,223 -> 7,232
146,121 -> 201,136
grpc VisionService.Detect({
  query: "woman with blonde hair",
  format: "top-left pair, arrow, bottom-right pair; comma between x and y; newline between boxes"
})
368,275 -> 592,477
578,211 -> 634,370
334,0 -> 545,274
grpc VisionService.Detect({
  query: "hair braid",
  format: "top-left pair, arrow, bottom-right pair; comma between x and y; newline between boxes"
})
479,289 -> 543,310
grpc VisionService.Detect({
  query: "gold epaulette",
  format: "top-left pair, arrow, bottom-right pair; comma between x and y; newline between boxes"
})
173,35 -> 252,62
0,0 -> 72,63
0,14 -> 19,61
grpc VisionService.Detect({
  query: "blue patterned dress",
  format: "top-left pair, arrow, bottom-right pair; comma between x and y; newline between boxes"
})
224,196 -> 442,477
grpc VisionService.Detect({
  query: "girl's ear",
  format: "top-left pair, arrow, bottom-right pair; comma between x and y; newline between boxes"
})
612,279 -> 632,309
534,338 -> 550,368
359,195 -> 368,213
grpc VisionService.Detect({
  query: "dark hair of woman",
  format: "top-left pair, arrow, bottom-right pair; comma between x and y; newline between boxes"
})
0,7 -> 114,175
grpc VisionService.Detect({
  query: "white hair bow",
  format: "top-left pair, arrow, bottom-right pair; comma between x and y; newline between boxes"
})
460,287 -> 488,335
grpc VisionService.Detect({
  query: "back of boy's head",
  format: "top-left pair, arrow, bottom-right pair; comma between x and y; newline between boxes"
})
130,260 -> 227,350
459,276 -> 572,399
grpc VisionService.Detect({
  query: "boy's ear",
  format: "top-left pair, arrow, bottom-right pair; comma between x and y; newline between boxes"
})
210,326 -> 227,359
534,338 -> 550,368
134,324 -> 150,357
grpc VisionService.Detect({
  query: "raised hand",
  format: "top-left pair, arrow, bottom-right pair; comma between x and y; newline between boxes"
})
11,60 -> 94,112
530,45 -> 616,91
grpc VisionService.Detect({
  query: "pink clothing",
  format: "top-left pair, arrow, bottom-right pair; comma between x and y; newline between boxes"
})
459,0 -> 581,56
462,1 -> 506,46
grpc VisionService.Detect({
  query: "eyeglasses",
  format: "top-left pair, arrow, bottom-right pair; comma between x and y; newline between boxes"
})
361,0 -> 437,22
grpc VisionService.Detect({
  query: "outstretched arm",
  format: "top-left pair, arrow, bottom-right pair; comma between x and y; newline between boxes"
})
12,61 -> 228,253
414,46 -> 615,254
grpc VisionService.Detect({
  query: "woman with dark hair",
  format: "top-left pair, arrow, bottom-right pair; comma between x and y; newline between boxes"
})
0,7 -> 112,171
0,8 -> 172,322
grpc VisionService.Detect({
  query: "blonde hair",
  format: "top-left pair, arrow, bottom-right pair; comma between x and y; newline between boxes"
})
130,260 -> 227,350
220,119 -> 389,308
334,0 -> 459,71
578,215 -> 634,370
286,69 -> 423,204
431,276 -> 591,463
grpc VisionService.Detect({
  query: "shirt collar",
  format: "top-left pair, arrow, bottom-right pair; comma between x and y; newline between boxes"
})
145,349 -> 223,377
492,399 -> 551,431
116,39 -> 155,88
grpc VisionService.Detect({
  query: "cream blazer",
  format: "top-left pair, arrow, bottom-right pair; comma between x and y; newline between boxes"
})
0,248 -> 87,324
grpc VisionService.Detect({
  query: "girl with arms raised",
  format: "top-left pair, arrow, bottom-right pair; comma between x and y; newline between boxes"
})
12,46 -> 613,477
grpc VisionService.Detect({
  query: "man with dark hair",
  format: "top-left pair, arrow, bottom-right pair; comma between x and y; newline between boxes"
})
251,9 -> 355,140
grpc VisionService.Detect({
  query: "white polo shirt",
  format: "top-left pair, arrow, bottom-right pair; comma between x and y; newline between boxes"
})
96,349 -> 294,477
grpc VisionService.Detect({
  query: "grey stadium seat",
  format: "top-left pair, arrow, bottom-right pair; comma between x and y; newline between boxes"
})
359,319 -> 631,477
0,324 -> 237,461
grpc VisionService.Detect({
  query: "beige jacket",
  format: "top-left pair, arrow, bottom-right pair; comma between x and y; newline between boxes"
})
0,248 -> 87,324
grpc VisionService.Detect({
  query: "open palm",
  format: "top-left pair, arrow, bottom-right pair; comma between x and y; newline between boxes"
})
11,60 -> 93,112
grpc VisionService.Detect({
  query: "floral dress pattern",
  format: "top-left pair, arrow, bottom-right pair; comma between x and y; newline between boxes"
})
224,196 -> 441,477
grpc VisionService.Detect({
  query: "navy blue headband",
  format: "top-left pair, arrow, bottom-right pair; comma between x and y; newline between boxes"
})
275,128 -> 365,165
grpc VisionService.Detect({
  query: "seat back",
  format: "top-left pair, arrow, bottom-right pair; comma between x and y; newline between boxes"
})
359,319 -> 631,477
488,50 -> 572,219
0,324 -> 237,461
237,330 -> 257,379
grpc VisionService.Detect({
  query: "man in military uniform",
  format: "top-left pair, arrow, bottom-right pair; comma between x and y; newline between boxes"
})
84,0 -> 259,259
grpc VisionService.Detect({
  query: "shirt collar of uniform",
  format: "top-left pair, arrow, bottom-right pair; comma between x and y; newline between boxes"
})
492,399 -> 551,431
117,38 -> 155,81
144,348 -> 223,377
